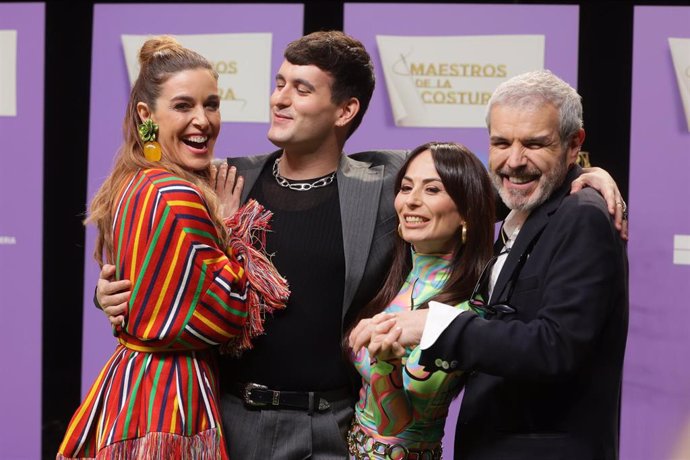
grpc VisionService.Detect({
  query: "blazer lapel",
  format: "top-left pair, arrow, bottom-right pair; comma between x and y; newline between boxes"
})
490,213 -> 548,304
338,154 -> 384,317
226,151 -> 279,203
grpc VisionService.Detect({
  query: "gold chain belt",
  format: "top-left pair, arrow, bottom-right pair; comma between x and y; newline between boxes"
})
347,420 -> 442,460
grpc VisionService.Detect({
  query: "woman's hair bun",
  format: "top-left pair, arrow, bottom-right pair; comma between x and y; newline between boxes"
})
138,35 -> 183,67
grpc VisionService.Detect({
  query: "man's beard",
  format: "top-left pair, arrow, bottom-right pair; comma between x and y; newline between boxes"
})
491,156 -> 568,212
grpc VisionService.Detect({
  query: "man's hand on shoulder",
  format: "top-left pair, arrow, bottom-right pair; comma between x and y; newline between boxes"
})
97,264 -> 131,327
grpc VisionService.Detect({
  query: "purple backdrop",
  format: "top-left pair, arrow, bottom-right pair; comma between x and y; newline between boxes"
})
82,3 -> 303,392
344,3 -> 579,166
623,6 -> 690,460
0,3 -> 44,458
344,4 -> 579,457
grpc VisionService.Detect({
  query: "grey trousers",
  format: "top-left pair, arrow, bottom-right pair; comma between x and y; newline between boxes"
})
220,392 -> 355,459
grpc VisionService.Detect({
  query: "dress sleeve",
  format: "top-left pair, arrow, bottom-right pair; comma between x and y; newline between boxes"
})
366,355 -> 414,436
353,343 -> 413,436
113,170 -> 250,351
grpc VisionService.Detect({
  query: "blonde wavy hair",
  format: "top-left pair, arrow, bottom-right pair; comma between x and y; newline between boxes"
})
86,35 -> 225,266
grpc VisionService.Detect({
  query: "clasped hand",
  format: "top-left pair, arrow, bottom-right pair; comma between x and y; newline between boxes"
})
348,310 -> 428,361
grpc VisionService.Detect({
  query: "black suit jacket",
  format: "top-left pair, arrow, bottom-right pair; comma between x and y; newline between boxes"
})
421,166 -> 629,460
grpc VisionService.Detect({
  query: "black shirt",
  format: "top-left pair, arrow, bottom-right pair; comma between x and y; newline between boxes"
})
221,155 -> 349,390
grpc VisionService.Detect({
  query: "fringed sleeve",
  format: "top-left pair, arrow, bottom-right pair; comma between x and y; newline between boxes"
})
219,198 -> 290,356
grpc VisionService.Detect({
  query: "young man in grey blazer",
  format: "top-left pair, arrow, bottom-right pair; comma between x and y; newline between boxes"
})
213,31 -> 405,459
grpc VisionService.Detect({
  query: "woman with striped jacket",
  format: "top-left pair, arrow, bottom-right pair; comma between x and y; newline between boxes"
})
57,36 -> 287,459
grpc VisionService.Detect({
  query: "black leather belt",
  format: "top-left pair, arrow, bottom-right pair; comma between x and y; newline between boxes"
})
230,382 -> 352,414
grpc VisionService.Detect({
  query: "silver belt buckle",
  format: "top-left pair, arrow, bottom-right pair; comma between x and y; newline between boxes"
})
243,382 -> 268,407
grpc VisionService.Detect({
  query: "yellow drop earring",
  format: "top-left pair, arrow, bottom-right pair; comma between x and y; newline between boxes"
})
138,118 -> 162,162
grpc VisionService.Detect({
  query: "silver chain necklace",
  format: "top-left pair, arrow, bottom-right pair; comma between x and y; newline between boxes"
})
272,157 -> 336,191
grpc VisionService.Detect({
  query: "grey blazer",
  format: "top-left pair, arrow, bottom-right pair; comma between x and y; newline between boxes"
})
226,150 -> 408,326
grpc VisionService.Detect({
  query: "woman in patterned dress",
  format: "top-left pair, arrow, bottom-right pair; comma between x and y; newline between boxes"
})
347,142 -> 495,459
57,36 -> 286,459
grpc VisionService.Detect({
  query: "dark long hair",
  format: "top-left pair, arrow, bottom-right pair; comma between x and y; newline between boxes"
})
355,142 -> 495,323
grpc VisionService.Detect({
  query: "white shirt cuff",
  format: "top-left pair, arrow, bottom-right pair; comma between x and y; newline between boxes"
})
420,300 -> 462,350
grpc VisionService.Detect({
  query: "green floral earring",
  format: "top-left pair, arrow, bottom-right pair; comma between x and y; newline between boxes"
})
138,118 -> 162,162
